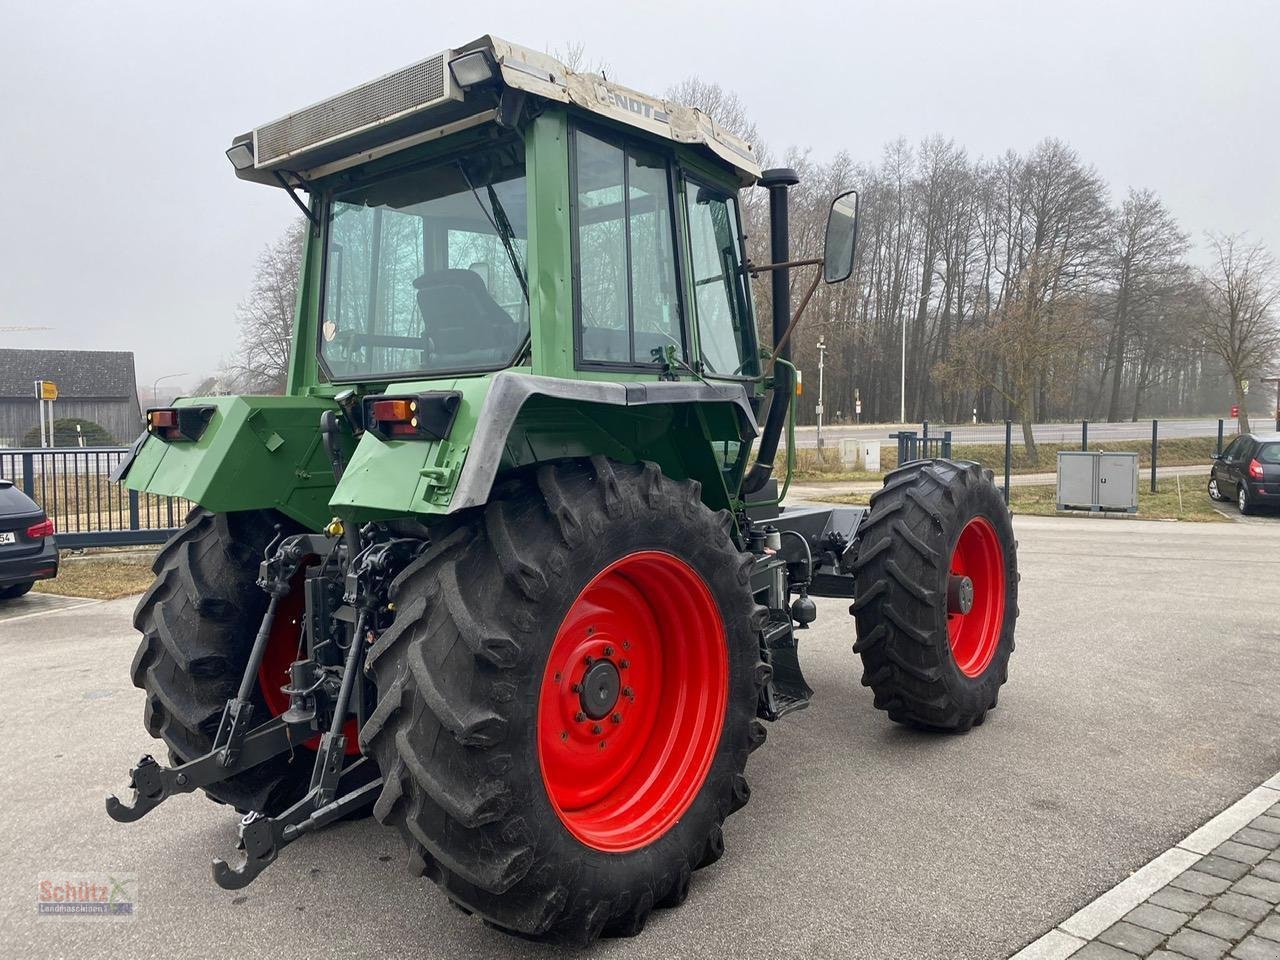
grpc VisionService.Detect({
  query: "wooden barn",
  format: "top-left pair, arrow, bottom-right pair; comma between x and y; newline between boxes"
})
0,349 -> 143,446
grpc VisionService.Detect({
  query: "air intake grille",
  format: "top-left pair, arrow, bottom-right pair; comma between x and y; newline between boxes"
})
255,53 -> 448,167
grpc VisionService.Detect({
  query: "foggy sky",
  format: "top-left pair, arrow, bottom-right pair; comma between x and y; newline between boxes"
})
2,0 -> 1277,394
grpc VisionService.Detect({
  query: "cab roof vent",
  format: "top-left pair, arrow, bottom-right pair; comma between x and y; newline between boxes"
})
254,53 -> 453,168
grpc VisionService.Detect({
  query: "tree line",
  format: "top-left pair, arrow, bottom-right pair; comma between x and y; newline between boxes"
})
227,72 -> 1280,459
672,78 -> 1280,454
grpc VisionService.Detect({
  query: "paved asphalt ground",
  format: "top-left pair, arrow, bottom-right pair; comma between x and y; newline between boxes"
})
3,516 -> 1279,960
791,417 -> 1242,447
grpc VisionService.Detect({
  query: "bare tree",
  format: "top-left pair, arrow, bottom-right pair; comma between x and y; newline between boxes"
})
1100,189 -> 1188,421
551,42 -> 610,78
230,220 -> 306,394
1197,234 -> 1280,432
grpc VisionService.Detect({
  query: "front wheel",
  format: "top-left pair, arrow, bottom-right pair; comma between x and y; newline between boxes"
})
361,459 -> 767,944
1208,477 -> 1225,502
852,459 -> 1018,730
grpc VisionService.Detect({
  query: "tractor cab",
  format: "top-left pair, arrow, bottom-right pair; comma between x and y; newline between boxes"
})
227,37 -> 766,392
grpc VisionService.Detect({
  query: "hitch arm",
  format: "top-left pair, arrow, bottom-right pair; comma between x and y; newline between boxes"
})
211,769 -> 381,890
105,717 -> 305,823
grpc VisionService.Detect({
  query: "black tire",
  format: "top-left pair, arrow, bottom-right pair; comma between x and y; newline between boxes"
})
0,580 -> 34,600
852,459 -> 1018,731
361,458 -> 767,944
1238,483 -> 1253,515
130,508 -> 313,813
1207,477 -> 1225,502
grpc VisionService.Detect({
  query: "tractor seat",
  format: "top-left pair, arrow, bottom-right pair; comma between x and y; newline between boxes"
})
413,269 -> 518,360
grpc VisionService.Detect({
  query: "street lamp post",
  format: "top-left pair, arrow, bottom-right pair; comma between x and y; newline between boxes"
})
900,317 -> 907,424
152,373 -> 187,405
816,335 -> 826,450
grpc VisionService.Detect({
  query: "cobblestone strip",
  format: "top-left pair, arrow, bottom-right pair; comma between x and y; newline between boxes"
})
1011,778 -> 1280,960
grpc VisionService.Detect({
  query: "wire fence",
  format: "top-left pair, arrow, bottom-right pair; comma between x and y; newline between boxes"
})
898,419 -> 1242,501
796,418 -> 1244,504
0,447 -> 190,547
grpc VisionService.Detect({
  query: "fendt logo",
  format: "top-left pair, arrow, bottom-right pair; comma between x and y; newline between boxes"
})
606,91 -> 668,123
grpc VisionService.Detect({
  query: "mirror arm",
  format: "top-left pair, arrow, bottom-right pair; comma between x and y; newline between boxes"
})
766,265 -> 824,370
747,257 -> 823,276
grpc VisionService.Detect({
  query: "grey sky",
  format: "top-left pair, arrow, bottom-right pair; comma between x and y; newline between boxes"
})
2,0 -> 1276,392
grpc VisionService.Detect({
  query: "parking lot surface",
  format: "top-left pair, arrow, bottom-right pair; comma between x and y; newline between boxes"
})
2,516 -> 1278,960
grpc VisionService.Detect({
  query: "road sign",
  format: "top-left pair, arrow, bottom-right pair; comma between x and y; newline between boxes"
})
36,380 -> 58,401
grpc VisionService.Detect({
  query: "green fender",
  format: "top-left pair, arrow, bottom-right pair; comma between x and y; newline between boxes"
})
120,395 -> 345,531
330,371 -> 758,521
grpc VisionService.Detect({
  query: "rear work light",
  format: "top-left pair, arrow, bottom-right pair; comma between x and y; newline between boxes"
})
363,392 -> 462,441
147,406 -> 215,442
26,518 -> 54,539
1249,458 -> 1265,480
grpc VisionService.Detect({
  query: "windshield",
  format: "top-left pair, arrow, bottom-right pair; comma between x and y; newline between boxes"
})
320,144 -> 528,381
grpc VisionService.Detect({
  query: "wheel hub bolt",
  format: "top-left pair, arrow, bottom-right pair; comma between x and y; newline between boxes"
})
611,713 -> 622,724
603,646 -> 614,656
574,711 -> 586,722
591,723 -> 603,734
623,686 -> 633,698
947,575 -> 975,615
619,659 -> 630,669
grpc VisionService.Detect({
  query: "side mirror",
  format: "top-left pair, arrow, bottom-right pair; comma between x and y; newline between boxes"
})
1209,453 -> 1221,461
823,189 -> 860,283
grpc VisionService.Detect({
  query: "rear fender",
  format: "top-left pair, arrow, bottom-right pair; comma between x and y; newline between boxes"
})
329,371 -> 758,520
120,395 -> 344,531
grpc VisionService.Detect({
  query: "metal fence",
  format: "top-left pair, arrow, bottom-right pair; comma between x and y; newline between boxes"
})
0,446 -> 189,548
897,418 -> 1240,503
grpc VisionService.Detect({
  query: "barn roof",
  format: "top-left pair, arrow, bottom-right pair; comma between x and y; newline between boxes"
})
0,349 -> 139,400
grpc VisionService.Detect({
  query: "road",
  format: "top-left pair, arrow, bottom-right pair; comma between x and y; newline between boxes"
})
792,416 -> 1243,448
3,517 -> 1279,960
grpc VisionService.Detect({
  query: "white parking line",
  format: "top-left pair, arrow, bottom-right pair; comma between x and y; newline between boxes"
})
1010,771 -> 1280,959
0,598 -> 101,625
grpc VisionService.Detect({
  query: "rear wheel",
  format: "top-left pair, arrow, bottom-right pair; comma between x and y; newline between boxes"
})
361,458 -> 768,943
852,459 -> 1018,730
0,580 -> 34,600
130,509 -> 316,813
1238,483 -> 1253,515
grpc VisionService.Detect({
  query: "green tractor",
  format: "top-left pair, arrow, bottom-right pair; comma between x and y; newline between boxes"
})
108,36 -> 1018,944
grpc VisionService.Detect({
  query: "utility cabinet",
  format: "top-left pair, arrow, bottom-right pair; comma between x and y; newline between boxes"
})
1056,451 -> 1139,513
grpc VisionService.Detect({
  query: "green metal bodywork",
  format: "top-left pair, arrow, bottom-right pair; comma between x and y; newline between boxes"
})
124,108 -> 763,531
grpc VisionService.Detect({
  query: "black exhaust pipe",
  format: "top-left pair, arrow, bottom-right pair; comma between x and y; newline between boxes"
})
742,167 -> 799,496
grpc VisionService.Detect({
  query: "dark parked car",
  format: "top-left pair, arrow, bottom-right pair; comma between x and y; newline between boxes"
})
1208,433 -> 1280,515
0,479 -> 57,600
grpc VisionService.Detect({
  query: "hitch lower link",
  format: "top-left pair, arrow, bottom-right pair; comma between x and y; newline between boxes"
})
106,529 -> 388,890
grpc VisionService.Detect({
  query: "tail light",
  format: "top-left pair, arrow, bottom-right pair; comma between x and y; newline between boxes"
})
364,392 -> 462,441
1249,458 -> 1265,480
26,518 -> 54,539
147,406 -> 216,442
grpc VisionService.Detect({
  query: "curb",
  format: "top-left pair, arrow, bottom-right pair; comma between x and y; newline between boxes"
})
1010,772 -> 1280,958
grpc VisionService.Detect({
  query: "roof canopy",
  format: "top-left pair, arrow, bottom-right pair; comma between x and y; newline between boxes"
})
228,36 -> 760,188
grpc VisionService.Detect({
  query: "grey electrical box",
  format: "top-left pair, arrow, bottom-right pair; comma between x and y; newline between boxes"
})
1056,451 -> 1139,513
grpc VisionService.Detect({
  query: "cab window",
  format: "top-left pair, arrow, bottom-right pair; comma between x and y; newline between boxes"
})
682,180 -> 756,378
571,126 -> 683,367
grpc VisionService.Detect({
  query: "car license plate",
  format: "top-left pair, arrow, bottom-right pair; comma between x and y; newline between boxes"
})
0,532 -> 14,545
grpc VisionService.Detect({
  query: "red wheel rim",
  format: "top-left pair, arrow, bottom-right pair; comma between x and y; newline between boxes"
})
257,581 -> 361,755
537,551 -> 727,853
946,516 -> 1006,678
